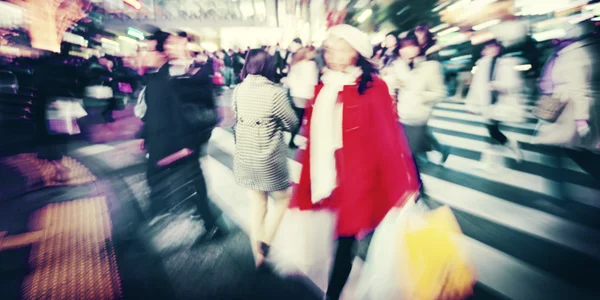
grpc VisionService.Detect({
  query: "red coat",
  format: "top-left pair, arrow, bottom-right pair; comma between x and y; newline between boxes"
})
290,76 -> 421,238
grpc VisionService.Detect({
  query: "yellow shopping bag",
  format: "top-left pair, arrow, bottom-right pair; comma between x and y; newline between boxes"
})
398,205 -> 476,300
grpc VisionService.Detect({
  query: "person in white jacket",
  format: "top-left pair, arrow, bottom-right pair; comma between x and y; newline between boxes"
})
394,32 -> 449,165
467,39 -> 524,165
285,47 -> 319,148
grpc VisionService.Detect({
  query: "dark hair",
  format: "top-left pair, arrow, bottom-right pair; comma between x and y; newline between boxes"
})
399,32 -> 420,49
241,49 -> 276,82
382,33 -> 400,64
292,38 -> 302,44
148,30 -> 170,53
176,31 -> 192,42
483,39 -> 504,55
415,25 -> 435,53
356,55 -> 378,95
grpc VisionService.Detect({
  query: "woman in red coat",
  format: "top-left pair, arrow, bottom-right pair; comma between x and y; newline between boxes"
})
290,25 -> 421,300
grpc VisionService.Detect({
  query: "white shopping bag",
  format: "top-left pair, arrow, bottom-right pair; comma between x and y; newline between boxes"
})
269,208 -> 337,290
354,197 -> 426,300
46,100 -> 87,135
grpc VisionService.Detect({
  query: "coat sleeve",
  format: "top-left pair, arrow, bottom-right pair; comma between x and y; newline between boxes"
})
273,89 -> 299,132
565,52 -> 592,121
369,79 -> 421,209
422,62 -> 447,105
493,58 -> 523,94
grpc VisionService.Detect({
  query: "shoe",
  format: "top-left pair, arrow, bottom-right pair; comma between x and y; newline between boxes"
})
254,242 -> 271,269
147,212 -> 171,228
508,140 -> 523,162
259,242 -> 271,257
192,226 -> 226,248
439,149 -> 450,166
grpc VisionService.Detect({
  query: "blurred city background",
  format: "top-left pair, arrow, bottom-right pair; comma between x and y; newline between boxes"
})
0,0 -> 599,300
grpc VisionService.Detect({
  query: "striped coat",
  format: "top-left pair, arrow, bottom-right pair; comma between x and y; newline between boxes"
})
232,75 -> 299,192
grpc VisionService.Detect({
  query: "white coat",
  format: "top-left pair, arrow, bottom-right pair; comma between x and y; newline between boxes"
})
286,60 -> 319,108
391,58 -> 447,126
533,38 -> 600,152
466,56 -> 527,123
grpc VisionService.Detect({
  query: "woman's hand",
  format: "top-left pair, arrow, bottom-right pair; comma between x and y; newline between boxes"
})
576,120 -> 590,137
396,79 -> 406,89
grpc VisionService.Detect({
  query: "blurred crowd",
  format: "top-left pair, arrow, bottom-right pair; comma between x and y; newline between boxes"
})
0,13 -> 599,299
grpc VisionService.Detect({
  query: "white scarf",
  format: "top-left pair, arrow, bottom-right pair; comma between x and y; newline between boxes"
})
310,67 -> 362,204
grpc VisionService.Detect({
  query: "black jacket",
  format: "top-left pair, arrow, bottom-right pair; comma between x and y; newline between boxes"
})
143,63 -> 217,166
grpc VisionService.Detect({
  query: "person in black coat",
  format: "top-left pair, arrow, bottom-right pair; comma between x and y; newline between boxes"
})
143,30 -> 225,244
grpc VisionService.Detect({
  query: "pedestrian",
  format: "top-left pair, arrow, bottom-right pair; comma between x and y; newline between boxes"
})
223,50 -> 235,88
290,25 -> 420,300
232,49 -> 299,267
286,47 -> 319,148
143,30 -> 224,245
534,21 -> 600,179
394,32 -> 449,165
467,39 -> 524,166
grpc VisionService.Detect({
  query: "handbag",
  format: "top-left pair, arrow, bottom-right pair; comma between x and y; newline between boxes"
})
46,99 -> 87,135
212,72 -> 225,86
268,209 -> 337,290
532,95 -> 567,123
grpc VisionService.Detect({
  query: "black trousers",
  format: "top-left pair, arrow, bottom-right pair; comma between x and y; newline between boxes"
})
289,106 -> 304,144
486,121 -> 508,145
146,155 -> 217,229
544,146 -> 600,201
564,148 -> 600,180
326,236 -> 357,300
102,97 -> 117,121
37,133 -> 69,162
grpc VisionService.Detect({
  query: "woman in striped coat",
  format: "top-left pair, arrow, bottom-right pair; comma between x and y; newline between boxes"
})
233,49 -> 299,267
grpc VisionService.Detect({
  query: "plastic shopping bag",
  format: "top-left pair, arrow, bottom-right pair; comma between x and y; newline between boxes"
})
269,208 -> 337,290
399,206 -> 476,300
355,198 -> 426,300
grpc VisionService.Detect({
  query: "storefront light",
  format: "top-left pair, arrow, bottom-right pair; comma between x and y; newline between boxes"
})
357,9 -> 372,23
473,19 -> 501,31
118,36 -> 137,44
448,0 -> 471,12
431,23 -> 450,33
438,26 -> 460,36
569,13 -> 595,24
127,27 -> 145,40
123,0 -> 141,10
532,28 -> 566,41
450,54 -> 472,61
432,1 -> 452,12
514,64 -> 532,71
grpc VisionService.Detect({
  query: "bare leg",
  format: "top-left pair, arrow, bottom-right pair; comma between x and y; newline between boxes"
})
248,190 -> 268,266
263,189 -> 291,246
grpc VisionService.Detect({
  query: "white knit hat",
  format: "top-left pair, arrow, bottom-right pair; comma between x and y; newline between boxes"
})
328,24 -> 373,58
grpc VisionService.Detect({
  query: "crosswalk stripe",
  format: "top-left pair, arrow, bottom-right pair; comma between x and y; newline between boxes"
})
437,101 -> 536,113
75,144 -> 116,157
428,119 -> 534,143
422,174 -> 600,260
431,109 -> 538,130
462,234 -> 587,300
206,127 -> 596,299
432,132 -> 585,173
443,154 -> 600,208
